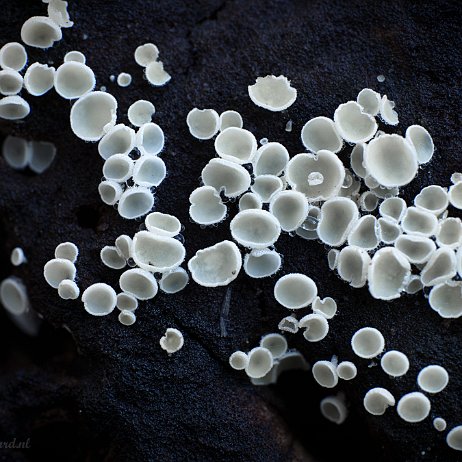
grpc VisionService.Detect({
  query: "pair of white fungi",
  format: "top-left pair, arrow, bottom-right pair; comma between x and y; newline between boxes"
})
186,108 -> 245,141
134,43 -> 171,86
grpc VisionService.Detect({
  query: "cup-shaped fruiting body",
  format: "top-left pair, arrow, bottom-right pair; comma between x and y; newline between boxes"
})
286,151 -> 345,201
214,127 -> 257,164
421,247 -> 456,286
202,158 -> 251,198
230,209 -> 281,249
327,249 -> 339,271
274,351 -> 310,379
357,88 -> 381,116
379,95 -> 399,125
0,70 -> 23,96
117,72 -> 132,87
318,197 -> 359,247
160,328 -> 184,353
350,143 -> 367,178
243,248 -> 281,279
188,240 -> 241,287
312,360 -> 338,388
55,242 -> 78,263
145,212 -> 181,237
359,192 -> 379,213
132,156 -> 166,188
334,101 -> 378,143
348,215 -> 379,250
447,426 -> 462,451
248,75 -> 296,111
379,197 -> 407,222
269,190 -> 308,232
58,279 -> 79,300
11,247 -> 26,266
377,218 -> 402,244
298,313 -> 329,342
186,108 -> 220,140
132,231 -> 185,273
397,392 -> 431,423
135,122 -> 165,156
229,351 -> 248,370
3,137 -> 29,170
0,42 -> 27,71
351,327 -> 385,359
364,134 -> 418,187
82,283 -> 117,316
47,0 -> 73,28
437,218 -> 462,249
115,235 -> 132,261
336,361 -> 357,380
119,268 -> 158,300
128,100 -> 155,127
159,267 -> 189,294
100,246 -> 126,270
405,125 -> 434,164
320,396 -> 348,425
337,246 -> 371,288
116,292 -> 138,312
429,281 -> 462,318
219,110 -> 243,131
28,140 -> 56,174
278,315 -> 299,334
381,350 -> 409,377
260,333 -> 288,359
189,186 -> 226,225
239,192 -> 262,212
417,365 -> 449,394
98,180 -> 123,206
54,62 -> 95,99
0,277 -> 29,315
98,124 -> 136,160
64,51 -> 86,64
134,43 -> 159,67
252,142 -> 289,177
44,258 -> 76,289
118,310 -> 136,326
364,388 -> 395,416
274,273 -> 317,309
301,116 -> 343,153
0,96 -> 30,120
245,347 -> 273,378
448,182 -> 462,209
251,175 -> 283,203
24,63 -> 55,96
433,417 -> 447,432
70,91 -> 117,142
414,185 -> 448,216
118,187 -> 154,219
103,154 -> 134,182
312,296 -> 337,319
145,61 -> 171,86
395,235 -> 436,265
21,16 -> 62,49
404,275 -> 423,295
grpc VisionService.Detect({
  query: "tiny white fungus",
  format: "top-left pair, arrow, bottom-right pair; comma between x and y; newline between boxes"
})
102,154 -> 134,182
214,127 -> 257,164
363,388 -> 395,416
118,187 -> 154,219
269,190 -> 309,232
29,140 -> 56,174
145,60 -> 171,86
417,365 -> 449,393
24,63 -> 55,96
397,392 -> 431,423
251,175 -> 283,203
64,51 -> 86,64
394,235 -> 436,265
21,16 -> 62,48
145,212 -> 181,237
119,268 -> 158,300
260,333 -> 288,359
252,142 -> 289,177
135,122 -> 165,156
406,125 -> 434,164
0,96 -> 30,120
414,185 -> 448,216
334,101 -> 378,143
117,72 -> 132,87
132,156 -> 166,188
348,215 -> 379,250
0,70 -> 23,96
47,0 -> 73,28
243,248 -> 281,279
0,277 -> 30,315
433,417 -> 447,432
448,182 -> 462,209
379,197 -> 407,222
429,280 -> 462,318
115,235 -> 132,261
357,88 -> 381,116
44,258 -> 76,289
300,116 -> 343,153
202,158 -> 251,197
327,249 -> 339,270
379,95 -> 399,125
57,279 -> 80,300
312,296 -> 337,319
245,347 -> 274,378
238,192 -> 262,212
420,247 -> 456,286
248,75 -> 297,112
54,62 -> 95,99
320,396 -> 348,424
278,316 -> 299,334
436,217 -> 462,249
134,43 -> 159,67
159,267 -> 189,294
118,310 -> 136,326
229,351 -> 248,370
128,100 -> 155,127
380,350 -> 409,377
0,42 -> 27,71
377,218 -> 402,244
336,361 -> 357,380
100,246 -> 126,270
54,242 -> 78,263
189,186 -> 227,225
116,293 -> 138,312
11,247 -> 26,266
98,124 -> 136,160
351,327 -> 385,359
312,360 -> 338,388
377,75 -> 385,82
359,191 -> 379,212
447,426 -> 462,451
274,273 -> 317,310
219,110 -> 243,131
298,313 -> 329,342
160,328 -> 184,354
337,246 -> 371,288
404,275 -> 423,295
350,143 -> 367,178
186,108 -> 220,140
82,283 -> 117,316
98,180 -> 123,206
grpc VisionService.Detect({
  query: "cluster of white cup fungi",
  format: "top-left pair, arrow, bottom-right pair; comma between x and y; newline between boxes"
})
134,43 -> 171,87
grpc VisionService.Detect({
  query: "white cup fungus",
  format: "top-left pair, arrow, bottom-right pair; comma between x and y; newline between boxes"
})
327,249 -> 339,271
357,88 -> 381,116
320,396 -> 348,424
115,235 -> 132,261
189,186 -> 227,225
159,267 -> 189,294
252,142 -> 289,177
298,313 -> 329,342
429,281 -> 462,318
364,134 -> 418,187
186,108 -> 220,140
248,75 -> 296,111
0,70 -> 23,96
134,43 -> 159,67
377,217 -> 402,244
421,247 -> 456,287
116,293 -> 138,312
243,248 -> 281,279
363,388 -> 395,416
336,361 -> 357,380
433,417 -> 447,432
117,72 -> 132,87
0,277 -> 30,315
132,156 -> 166,188
394,235 -> 436,265
260,333 -> 288,359
448,182 -> 462,209
334,101 -> 378,143
214,127 -> 257,164
219,110 -> 243,131
379,197 -> 407,222
286,151 -> 345,201
145,60 -> 171,86
274,273 -> 317,310
55,242 -> 78,263
47,0 -> 73,28
436,217 -> 462,249
70,91 -> 118,142
128,100 -> 155,127
381,350 -> 409,377
239,192 -> 262,212
24,63 -> 55,96
312,296 -> 337,319
251,175 -> 284,203
447,426 -> 462,451
21,16 -> 62,48
337,246 -> 371,288
359,191 -> 379,212
188,240 -> 241,287
379,95 -> 399,125
312,360 -> 338,388
368,247 -> 410,300
0,96 -> 30,120
229,351 -> 248,370
118,187 -> 154,219
28,140 -> 56,174
82,283 -> 117,316
397,392 -> 431,423
351,327 -> 385,359
3,136 -> 29,169
414,185 -> 448,216
160,328 -> 184,354
135,122 -> 165,156
54,62 -> 95,99
417,365 -> 449,393
64,51 -> 86,64
273,351 -> 309,380
348,215 -> 379,250
98,180 -> 123,206
404,275 -> 424,295
278,316 -> 299,334
100,246 -> 126,270
269,190 -> 309,232
119,268 -> 158,300
11,247 -> 26,266
406,125 -> 434,164
118,310 -> 136,326
132,231 -> 185,273
44,258 -> 77,289
370,184 -> 399,200
350,143 -> 367,178
57,279 -> 80,300
317,197 -> 359,247
0,42 -> 27,71
145,212 -> 181,237
103,154 -> 134,182
202,158 -> 251,197
245,347 -> 273,378
300,116 -> 343,153
98,124 -> 136,159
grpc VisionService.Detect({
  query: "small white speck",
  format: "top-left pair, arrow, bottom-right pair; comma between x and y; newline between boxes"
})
377,74 -> 385,83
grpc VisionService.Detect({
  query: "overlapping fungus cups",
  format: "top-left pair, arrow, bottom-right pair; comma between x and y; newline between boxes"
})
43,258 -> 77,289
337,246 -> 371,288
334,101 -> 378,143
145,212 -> 181,237
103,154 -> 134,182
214,127 -> 257,164
98,124 -> 136,159
189,186 -> 227,225
245,347 -> 273,379
117,187 -> 154,218
119,268 -> 158,300
21,16 -> 62,48
298,313 -> 329,342
260,333 -> 288,359
100,246 -> 126,269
